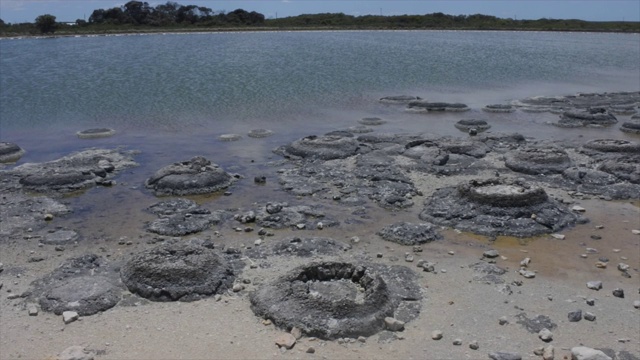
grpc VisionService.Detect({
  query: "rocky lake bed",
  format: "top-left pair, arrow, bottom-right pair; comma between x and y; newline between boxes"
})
0,91 -> 639,360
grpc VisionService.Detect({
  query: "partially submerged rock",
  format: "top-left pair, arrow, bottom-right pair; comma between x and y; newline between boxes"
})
247,129 -> 274,138
420,178 -> 581,237
407,101 -> 470,112
555,108 -> 617,128
250,261 -> 420,339
483,104 -> 515,113
120,239 -> 236,302
218,134 -> 242,141
582,139 -> 640,154
377,222 -> 442,245
274,134 -> 361,160
0,193 -> 70,237
358,117 -> 386,126
0,142 -> 25,163
505,146 -> 572,175
76,128 -> 116,139
454,119 -> 491,132
7,148 -> 137,193
379,95 -> 421,104
620,119 -> 640,134
144,156 -> 237,196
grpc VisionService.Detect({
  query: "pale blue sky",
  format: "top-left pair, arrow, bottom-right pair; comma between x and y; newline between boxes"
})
1,0 -> 639,24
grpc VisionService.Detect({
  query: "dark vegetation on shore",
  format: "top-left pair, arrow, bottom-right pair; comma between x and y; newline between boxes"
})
1,0 -> 639,37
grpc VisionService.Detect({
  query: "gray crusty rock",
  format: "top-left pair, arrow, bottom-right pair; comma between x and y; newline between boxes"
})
120,239 -> 236,302
145,156 -> 237,196
376,222 -> 442,246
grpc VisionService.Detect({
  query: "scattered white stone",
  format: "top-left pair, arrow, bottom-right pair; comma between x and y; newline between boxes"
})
498,316 -> 508,325
57,345 -> 95,360
384,317 -> 404,332
350,236 -> 360,244
595,261 -> 607,269
586,281 -> 602,290
538,328 -> 553,342
633,300 -> 640,309
632,229 -> 640,235
448,251 -> 455,255
571,346 -> 612,360
291,327 -> 302,340
316,222 -> 324,230
453,338 -> 462,346
617,263 -> 629,272
469,340 -> 479,350
431,330 -> 443,340
483,250 -> 499,258
520,257 -> 531,267
254,239 -> 262,246
275,333 -> 296,349
543,345 -> 554,360
296,223 -> 305,230
28,305 -> 38,316
551,234 -> 565,240
232,284 -> 244,292
62,311 -> 79,324
584,312 -> 596,321
571,205 -> 586,212
519,269 -> 536,279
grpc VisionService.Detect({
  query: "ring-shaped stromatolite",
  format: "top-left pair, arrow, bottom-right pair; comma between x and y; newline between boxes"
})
249,261 -> 396,339
505,147 -> 572,175
278,134 -> 360,160
247,129 -> 274,138
419,178 -> 578,237
144,156 -> 235,196
458,178 -> 548,207
454,119 -> 491,132
120,241 -> 234,302
582,139 -> 640,153
76,128 -> 116,139
555,109 -> 617,127
0,142 -> 25,163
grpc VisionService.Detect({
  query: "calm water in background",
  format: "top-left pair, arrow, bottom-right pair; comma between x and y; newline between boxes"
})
1,30 -> 639,238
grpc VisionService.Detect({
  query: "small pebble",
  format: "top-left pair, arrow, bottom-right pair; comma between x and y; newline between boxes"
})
584,312 -> 596,321
431,330 -> 443,340
469,340 -> 479,350
586,299 -> 595,306
498,316 -> 508,325
612,288 -> 624,298
453,338 -> 462,346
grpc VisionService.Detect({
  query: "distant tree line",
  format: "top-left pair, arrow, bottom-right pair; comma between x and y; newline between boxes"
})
86,1 -> 264,26
0,4 -> 638,36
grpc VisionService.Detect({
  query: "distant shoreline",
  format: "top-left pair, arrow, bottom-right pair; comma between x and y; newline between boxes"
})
1,26 -> 639,39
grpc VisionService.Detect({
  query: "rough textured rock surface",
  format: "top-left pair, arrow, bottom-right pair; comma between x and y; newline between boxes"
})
250,261 -> 420,339
0,193 -> 70,237
120,239 -> 236,302
274,134 -> 361,160
555,108 -> 617,127
145,199 -> 227,236
29,254 -> 122,316
505,146 -> 572,175
144,156 -> 236,196
620,119 -> 640,134
5,148 -> 137,193
377,222 -> 442,245
420,178 -> 581,237
246,237 -> 351,259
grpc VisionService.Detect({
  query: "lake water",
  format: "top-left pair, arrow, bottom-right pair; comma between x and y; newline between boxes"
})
1,30 -> 639,240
